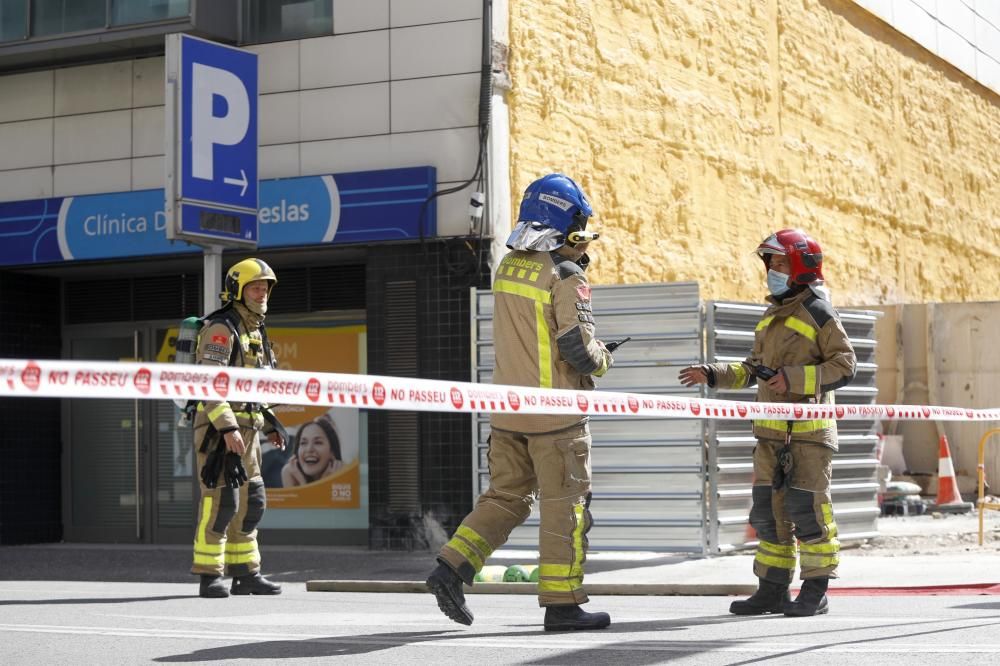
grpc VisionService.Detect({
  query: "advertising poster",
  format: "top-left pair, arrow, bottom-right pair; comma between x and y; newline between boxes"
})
157,320 -> 368,528
262,323 -> 365,510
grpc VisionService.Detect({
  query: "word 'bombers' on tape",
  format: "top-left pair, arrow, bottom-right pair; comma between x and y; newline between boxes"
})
0,358 -> 997,422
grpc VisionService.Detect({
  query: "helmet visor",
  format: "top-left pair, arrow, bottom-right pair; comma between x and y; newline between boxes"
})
756,233 -> 785,258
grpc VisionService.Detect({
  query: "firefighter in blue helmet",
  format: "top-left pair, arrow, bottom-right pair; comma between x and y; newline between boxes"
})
426,174 -> 615,631
191,258 -> 286,598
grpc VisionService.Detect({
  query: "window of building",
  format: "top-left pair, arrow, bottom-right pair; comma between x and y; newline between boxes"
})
0,0 -> 28,42
243,0 -> 331,44
111,0 -> 189,26
30,0 -> 106,36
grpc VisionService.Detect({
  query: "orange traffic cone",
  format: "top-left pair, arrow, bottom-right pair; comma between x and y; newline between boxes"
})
932,435 -> 973,513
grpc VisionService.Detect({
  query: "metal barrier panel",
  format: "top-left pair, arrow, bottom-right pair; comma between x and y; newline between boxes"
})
706,301 -> 882,553
472,283 -> 708,552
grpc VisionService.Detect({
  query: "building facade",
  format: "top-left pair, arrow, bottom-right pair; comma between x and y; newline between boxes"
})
505,0 -> 1000,305
1,0 -> 998,549
0,0 -> 500,547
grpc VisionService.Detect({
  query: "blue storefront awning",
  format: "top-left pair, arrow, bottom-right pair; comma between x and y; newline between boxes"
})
0,165 -> 436,266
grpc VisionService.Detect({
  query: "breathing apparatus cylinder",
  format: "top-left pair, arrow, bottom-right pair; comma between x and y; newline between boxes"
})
175,317 -> 202,365
173,317 -> 203,422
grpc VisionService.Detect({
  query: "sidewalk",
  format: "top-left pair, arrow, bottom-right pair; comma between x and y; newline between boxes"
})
311,510 -> 1000,595
4,512 -> 999,595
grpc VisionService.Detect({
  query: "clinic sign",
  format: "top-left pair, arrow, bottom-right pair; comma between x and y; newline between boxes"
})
0,166 -> 437,266
165,33 -> 258,247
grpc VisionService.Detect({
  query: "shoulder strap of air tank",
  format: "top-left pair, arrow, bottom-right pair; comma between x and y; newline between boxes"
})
204,304 -> 244,367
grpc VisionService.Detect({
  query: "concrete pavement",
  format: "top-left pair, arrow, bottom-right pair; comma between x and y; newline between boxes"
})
5,512 -> 999,597
307,550 -> 1000,597
8,542 -> 992,596
4,581 -> 1000,665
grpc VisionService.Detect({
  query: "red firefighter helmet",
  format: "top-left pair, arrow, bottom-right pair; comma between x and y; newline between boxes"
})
756,229 -> 824,284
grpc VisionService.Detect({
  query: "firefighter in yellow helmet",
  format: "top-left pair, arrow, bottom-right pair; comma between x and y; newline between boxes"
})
191,258 -> 287,598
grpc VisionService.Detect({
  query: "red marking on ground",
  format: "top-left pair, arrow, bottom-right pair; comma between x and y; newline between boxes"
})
824,583 -> 1000,596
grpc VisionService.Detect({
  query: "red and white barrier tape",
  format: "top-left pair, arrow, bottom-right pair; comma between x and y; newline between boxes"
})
0,358 -> 997,422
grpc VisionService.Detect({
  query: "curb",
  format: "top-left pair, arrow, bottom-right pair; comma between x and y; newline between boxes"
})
305,580 -> 757,596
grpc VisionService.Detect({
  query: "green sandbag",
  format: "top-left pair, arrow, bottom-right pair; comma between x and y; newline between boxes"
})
503,564 -> 538,582
473,565 -> 508,582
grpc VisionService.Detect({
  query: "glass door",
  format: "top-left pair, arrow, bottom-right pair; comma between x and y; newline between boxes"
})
151,324 -> 196,543
62,323 -> 197,543
63,331 -> 145,542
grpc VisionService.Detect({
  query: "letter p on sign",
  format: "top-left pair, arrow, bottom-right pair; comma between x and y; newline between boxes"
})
191,63 -> 249,182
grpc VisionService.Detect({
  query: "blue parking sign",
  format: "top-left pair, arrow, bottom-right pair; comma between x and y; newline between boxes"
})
166,33 -> 258,247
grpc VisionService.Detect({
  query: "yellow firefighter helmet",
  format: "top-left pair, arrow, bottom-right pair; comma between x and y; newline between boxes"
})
221,258 -> 277,303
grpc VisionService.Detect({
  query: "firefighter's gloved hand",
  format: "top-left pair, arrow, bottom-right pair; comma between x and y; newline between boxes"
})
593,344 -> 614,377
200,446 -> 225,489
772,445 -> 793,490
223,452 -> 248,488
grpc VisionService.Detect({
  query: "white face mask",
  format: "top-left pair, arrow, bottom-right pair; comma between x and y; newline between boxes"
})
767,269 -> 791,296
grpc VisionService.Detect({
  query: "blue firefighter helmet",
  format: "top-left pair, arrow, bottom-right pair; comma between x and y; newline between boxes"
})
517,173 -> 593,234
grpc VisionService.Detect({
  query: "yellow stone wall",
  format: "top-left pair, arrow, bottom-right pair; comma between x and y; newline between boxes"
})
507,0 -> 1000,304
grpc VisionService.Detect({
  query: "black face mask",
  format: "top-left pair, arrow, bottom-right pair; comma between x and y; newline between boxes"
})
564,211 -> 591,247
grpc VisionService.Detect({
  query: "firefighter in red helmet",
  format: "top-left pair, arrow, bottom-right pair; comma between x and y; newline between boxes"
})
680,229 -> 856,616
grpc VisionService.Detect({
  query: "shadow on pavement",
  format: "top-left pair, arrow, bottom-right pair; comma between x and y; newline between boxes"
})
0,595 -> 191,606
950,601 -> 1000,610
153,630 -> 465,662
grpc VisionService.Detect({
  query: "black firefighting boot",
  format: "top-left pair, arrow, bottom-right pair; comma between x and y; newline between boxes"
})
783,577 -> 829,617
425,560 -> 474,626
199,574 -> 229,598
230,572 -> 282,595
543,605 -> 611,632
729,579 -> 790,615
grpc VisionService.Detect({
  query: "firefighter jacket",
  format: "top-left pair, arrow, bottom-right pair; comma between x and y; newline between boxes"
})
490,248 -> 613,434
705,286 -> 856,449
193,302 -> 277,438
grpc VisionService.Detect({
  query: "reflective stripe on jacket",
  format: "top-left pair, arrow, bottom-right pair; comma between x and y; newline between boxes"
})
193,302 -> 271,434
707,287 -> 856,449
490,249 -> 611,434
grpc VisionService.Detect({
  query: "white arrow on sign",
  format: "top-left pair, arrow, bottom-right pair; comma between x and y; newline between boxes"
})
223,169 -> 249,197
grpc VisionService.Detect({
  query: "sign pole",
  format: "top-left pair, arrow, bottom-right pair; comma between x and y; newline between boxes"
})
203,245 -> 222,314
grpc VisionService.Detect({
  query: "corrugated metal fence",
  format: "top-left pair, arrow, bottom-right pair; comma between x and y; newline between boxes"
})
471,284 -> 881,554
706,302 -> 882,552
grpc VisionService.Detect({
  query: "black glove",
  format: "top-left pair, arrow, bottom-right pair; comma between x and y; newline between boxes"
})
224,452 -> 249,488
772,444 -> 793,490
200,444 -> 225,489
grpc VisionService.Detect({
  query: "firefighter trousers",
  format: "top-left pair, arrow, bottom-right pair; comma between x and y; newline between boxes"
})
191,426 -> 266,577
438,422 -> 593,606
749,438 -> 839,584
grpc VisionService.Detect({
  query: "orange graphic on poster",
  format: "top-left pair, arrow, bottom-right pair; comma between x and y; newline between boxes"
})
266,460 -> 361,508
267,325 -> 363,426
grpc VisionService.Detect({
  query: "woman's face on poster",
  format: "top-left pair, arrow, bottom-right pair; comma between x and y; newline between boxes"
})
297,423 -> 335,477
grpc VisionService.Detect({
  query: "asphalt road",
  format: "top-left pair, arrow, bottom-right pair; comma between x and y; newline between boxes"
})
3,581 -> 1000,665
